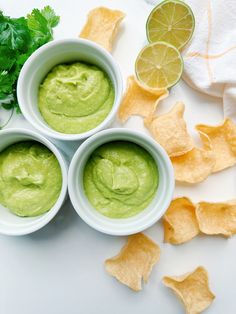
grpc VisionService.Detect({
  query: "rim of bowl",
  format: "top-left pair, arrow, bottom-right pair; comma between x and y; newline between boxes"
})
0,128 -> 68,236
17,38 -> 123,141
68,128 -> 175,236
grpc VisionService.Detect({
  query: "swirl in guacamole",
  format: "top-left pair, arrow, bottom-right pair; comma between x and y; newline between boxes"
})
83,141 -> 159,218
38,62 -> 115,134
0,141 -> 62,217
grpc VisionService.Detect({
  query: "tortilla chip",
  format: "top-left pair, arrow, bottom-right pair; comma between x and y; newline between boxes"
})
196,118 -> 236,172
171,132 -> 215,183
196,201 -> 236,237
145,102 -> 194,157
163,266 -> 215,314
163,197 -> 199,244
105,233 -> 160,291
118,76 -> 168,122
79,7 -> 125,52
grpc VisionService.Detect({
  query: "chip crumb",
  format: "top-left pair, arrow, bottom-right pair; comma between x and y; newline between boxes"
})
145,102 -> 194,157
196,118 -> 236,172
105,233 -> 160,291
196,200 -> 236,237
171,131 -> 216,183
163,266 -> 215,314
163,197 -> 199,244
118,75 -> 168,122
79,7 -> 125,52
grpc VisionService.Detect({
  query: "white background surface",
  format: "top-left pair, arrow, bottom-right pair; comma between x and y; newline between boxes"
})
0,1 -> 235,313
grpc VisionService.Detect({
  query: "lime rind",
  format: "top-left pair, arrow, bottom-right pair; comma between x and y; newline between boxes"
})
135,41 -> 183,91
146,0 -> 195,51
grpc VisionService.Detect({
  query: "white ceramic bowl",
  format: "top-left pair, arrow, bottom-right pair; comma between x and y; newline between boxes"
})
68,128 -> 174,236
17,38 -> 123,141
0,128 -> 68,236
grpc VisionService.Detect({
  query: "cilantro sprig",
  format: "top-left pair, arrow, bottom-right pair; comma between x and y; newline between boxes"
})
0,6 -> 60,128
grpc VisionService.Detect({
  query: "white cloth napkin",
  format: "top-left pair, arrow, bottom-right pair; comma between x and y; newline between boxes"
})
145,0 -> 236,122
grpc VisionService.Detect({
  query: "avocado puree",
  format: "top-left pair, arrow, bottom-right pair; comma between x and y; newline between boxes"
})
83,141 -> 159,218
38,62 -> 114,134
0,141 -> 62,217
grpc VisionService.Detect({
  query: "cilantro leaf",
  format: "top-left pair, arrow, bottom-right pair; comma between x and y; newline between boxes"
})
0,12 -> 30,51
2,102 -> 13,110
27,6 -> 60,47
41,6 -> 60,28
0,70 -> 16,94
27,9 -> 51,46
0,70 -> 18,111
0,46 -> 16,70
0,6 -> 59,127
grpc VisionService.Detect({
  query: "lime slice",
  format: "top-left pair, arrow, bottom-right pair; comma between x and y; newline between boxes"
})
146,0 -> 195,50
135,41 -> 183,90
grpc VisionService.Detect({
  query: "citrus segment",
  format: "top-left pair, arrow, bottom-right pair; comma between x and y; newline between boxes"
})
135,41 -> 183,90
146,0 -> 195,50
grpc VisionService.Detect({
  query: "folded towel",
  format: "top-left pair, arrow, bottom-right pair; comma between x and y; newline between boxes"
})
145,0 -> 236,122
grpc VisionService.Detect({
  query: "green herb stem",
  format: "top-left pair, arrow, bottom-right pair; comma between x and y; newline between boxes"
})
0,107 -> 14,129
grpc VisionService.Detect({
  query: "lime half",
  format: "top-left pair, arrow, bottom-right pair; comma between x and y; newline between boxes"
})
146,0 -> 195,50
135,41 -> 183,90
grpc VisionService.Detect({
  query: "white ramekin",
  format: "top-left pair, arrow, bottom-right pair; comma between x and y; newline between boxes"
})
17,38 -> 123,141
0,128 -> 68,236
68,128 -> 175,236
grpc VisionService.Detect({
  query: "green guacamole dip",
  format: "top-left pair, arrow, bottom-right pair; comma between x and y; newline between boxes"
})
83,141 -> 159,218
0,141 -> 62,217
38,62 -> 115,134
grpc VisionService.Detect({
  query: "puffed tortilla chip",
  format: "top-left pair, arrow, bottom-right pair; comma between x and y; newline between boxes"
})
145,102 -> 194,157
163,197 -> 199,244
196,118 -> 236,172
118,76 -> 168,122
196,200 -> 236,237
163,266 -> 215,314
79,7 -> 125,52
105,233 -> 160,291
171,132 -> 215,183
